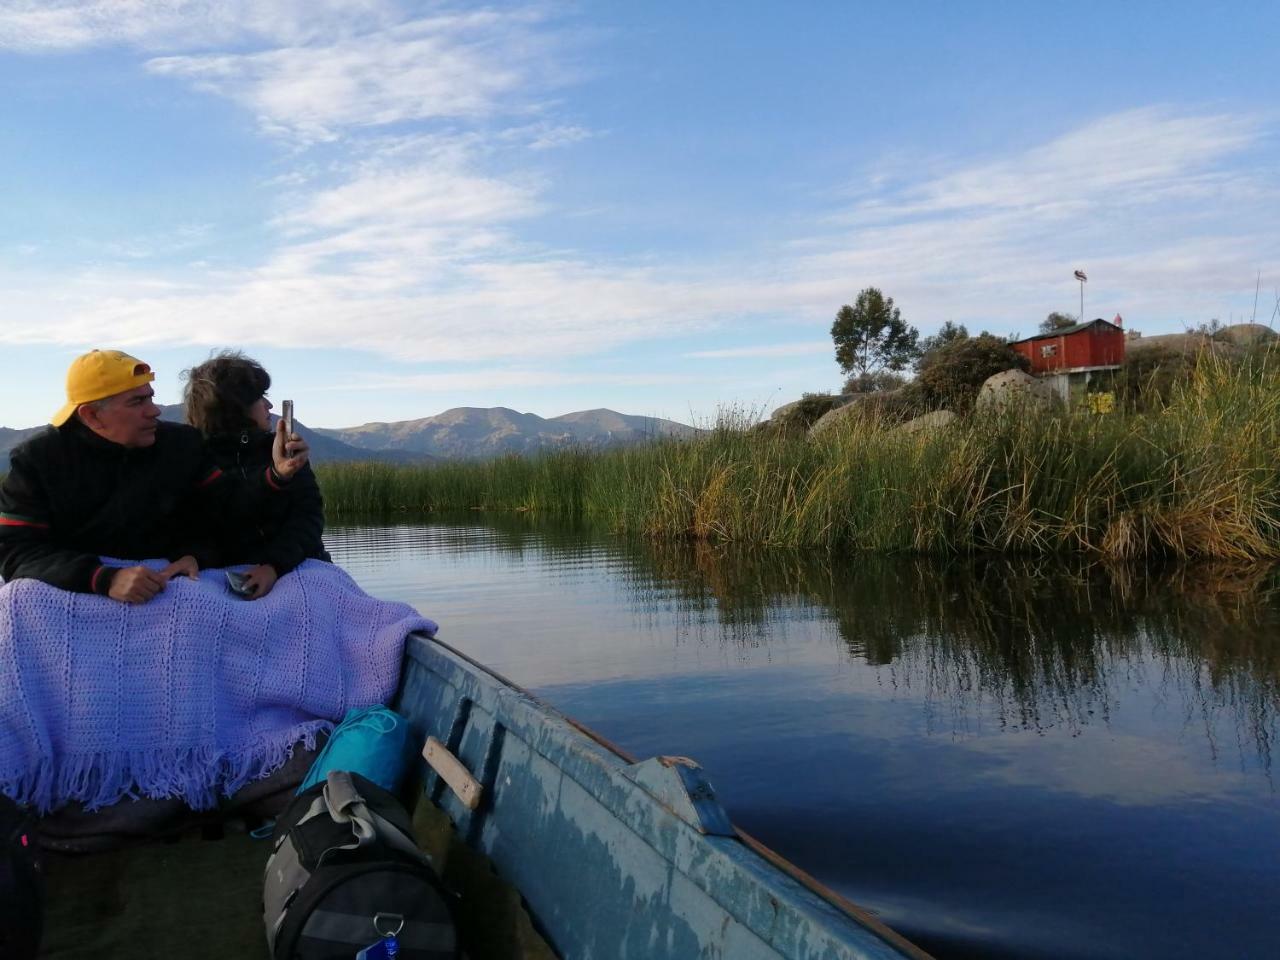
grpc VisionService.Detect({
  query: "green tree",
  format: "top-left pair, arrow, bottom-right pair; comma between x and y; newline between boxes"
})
1039,311 -> 1078,334
916,333 -> 1029,412
918,321 -> 969,359
831,288 -> 920,379
843,370 -> 907,394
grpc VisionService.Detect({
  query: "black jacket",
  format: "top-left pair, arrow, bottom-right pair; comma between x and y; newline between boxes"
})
0,420 -> 276,595
205,430 -> 328,575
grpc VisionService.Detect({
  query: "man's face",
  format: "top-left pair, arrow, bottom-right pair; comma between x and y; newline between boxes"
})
80,384 -> 162,448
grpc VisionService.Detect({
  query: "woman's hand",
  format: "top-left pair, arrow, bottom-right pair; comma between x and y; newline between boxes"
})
162,555 -> 199,582
242,563 -> 279,599
271,419 -> 310,480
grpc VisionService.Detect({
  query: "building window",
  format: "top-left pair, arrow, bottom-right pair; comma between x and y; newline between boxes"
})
1040,344 -> 1058,358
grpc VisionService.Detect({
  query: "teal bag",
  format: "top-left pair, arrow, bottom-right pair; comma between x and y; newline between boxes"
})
297,706 -> 415,796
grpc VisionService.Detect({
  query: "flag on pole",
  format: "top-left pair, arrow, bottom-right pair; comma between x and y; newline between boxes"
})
1074,269 -> 1088,282
1114,313 -> 1123,327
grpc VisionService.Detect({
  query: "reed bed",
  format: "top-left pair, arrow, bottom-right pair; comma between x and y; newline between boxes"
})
317,356 -> 1280,560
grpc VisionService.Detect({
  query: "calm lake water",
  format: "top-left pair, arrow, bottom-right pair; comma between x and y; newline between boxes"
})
327,517 -> 1280,960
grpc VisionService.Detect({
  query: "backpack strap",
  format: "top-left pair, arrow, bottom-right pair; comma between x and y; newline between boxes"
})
322,771 -> 431,866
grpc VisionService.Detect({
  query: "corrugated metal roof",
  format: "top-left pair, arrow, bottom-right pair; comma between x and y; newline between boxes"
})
1015,318 -> 1121,344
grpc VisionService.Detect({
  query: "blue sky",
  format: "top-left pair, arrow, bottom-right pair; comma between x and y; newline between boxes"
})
2,1 -> 1278,430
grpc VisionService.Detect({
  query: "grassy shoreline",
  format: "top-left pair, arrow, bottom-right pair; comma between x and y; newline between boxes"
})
317,357 -> 1280,561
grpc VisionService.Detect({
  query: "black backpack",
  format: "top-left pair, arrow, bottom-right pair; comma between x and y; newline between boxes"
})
1,795 -> 43,960
263,771 -> 458,960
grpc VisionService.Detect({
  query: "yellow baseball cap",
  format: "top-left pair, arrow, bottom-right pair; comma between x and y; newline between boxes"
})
51,350 -> 156,427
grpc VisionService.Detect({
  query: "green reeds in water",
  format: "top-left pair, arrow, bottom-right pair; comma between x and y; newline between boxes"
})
317,354 -> 1280,560
316,448 -> 593,516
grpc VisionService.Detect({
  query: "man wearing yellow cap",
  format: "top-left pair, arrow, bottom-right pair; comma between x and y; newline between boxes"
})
0,349 -> 309,603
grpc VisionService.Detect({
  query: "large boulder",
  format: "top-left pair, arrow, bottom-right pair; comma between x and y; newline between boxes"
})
807,388 -> 924,437
893,409 -> 957,435
770,394 -> 853,422
975,369 -> 1058,414
765,394 -> 855,436
807,399 -> 861,437
769,399 -> 805,421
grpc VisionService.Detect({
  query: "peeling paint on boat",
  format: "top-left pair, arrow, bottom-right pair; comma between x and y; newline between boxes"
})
395,632 -> 932,960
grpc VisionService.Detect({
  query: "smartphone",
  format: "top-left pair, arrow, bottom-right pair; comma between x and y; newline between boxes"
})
225,570 -> 254,598
281,400 -> 294,437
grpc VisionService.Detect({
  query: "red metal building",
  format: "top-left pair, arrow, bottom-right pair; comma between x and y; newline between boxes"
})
1012,318 -> 1125,375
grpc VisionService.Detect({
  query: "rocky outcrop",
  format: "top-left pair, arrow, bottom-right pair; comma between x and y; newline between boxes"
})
1216,323 -> 1278,347
1126,324 -> 1275,358
893,409 -> 957,435
1125,332 -> 1209,355
806,388 -> 925,437
770,394 -> 854,423
807,400 -> 860,437
769,399 -> 803,421
975,369 -> 1058,414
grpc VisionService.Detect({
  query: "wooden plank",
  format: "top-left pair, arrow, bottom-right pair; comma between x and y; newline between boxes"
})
423,735 -> 483,810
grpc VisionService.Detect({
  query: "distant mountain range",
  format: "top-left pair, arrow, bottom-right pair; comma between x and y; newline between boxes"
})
1,405 -> 696,469
315,407 -> 695,459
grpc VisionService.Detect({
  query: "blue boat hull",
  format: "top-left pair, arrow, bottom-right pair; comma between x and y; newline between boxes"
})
393,632 -> 931,960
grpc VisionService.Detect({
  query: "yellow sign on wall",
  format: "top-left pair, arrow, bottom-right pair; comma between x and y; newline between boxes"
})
1087,392 -> 1116,414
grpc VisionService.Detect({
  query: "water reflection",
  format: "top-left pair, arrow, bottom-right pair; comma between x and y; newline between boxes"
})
335,518 -> 1278,777
635,543 -> 1279,775
327,517 -> 1280,960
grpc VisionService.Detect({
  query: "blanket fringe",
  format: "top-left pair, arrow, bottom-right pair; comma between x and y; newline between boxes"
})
1,719 -> 332,813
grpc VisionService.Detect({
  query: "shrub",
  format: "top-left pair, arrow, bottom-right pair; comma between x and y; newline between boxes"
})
839,384 -> 928,426
916,333 -> 1029,412
1115,344 -> 1195,410
843,371 -> 907,394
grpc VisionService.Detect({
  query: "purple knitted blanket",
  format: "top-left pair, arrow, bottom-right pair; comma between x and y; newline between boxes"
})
0,559 -> 436,813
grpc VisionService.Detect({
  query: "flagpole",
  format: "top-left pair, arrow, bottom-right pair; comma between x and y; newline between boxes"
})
1080,279 -> 1084,323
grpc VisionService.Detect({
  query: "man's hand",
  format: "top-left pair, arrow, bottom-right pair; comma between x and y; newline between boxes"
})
107,566 -> 167,604
241,563 -> 278,599
161,555 -> 199,582
272,419 -> 310,481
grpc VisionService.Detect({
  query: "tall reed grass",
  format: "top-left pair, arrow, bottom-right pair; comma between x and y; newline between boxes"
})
317,354 -> 1280,560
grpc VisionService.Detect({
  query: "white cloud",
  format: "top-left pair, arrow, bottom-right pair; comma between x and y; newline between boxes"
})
144,10 -> 562,141
0,258 -> 754,363
684,341 -> 830,360
960,725 -> 1259,807
0,0 -> 399,52
524,124 -> 594,151
4,0 -> 1278,354
859,107 -> 1262,220
4,3 -> 1279,436
2,10 -> 1277,381
789,108 -> 1280,333
275,163 -> 540,236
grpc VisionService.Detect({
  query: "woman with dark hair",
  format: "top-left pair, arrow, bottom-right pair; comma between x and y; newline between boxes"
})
182,351 -> 328,599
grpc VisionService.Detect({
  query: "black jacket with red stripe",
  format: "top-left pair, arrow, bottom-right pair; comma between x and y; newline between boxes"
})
0,419 -> 277,595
